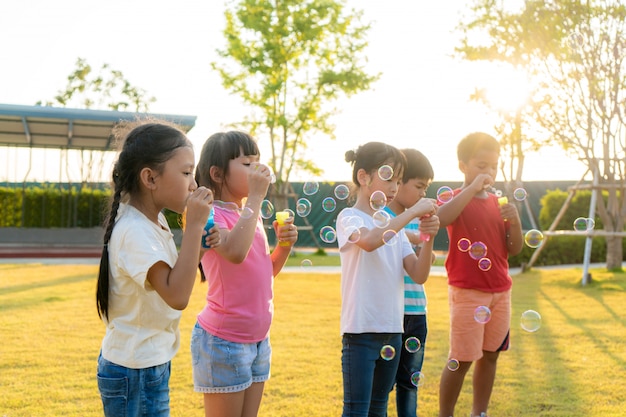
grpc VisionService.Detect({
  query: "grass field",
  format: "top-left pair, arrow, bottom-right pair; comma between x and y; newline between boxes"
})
1,262 -> 625,416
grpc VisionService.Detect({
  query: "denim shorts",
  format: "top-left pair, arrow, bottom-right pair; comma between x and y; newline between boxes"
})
190,322 -> 271,393
97,353 -> 170,417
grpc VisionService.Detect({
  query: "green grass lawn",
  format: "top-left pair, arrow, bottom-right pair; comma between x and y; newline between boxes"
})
1,262 -> 625,416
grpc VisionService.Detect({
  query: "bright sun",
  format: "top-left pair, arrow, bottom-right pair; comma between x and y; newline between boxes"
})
480,63 -> 532,113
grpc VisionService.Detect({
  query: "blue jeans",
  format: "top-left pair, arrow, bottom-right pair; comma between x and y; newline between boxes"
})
342,333 -> 401,417
395,315 -> 427,417
97,353 -> 171,417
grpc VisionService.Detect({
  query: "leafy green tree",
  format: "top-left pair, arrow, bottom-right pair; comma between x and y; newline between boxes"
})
213,0 -> 379,208
37,57 -> 155,112
456,0 -> 626,270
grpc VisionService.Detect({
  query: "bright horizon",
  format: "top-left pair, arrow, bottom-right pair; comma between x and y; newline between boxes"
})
0,0 -> 589,184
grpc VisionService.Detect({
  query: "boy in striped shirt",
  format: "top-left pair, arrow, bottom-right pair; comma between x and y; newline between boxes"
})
384,148 -> 435,417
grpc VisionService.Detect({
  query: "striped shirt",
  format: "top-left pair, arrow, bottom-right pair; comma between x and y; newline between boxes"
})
384,208 -> 427,315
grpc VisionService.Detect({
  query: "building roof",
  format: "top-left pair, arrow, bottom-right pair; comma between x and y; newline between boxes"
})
0,103 -> 197,151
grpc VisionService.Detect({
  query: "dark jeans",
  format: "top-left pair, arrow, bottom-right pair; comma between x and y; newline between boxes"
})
342,332 -> 402,417
395,315 -> 427,417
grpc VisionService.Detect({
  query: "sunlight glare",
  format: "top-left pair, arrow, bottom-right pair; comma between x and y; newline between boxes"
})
482,64 -> 532,114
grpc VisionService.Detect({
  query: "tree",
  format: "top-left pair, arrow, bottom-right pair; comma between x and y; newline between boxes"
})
455,0 -> 626,270
37,57 -> 156,186
37,57 -> 156,112
212,0 -> 379,208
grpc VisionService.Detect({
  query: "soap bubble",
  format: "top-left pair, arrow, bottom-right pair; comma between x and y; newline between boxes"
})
380,345 -> 396,361
474,305 -> 492,324
520,310 -> 542,332
513,188 -> 527,201
302,181 -> 319,196
334,184 -> 350,200
437,186 -> 454,203
378,165 -> 394,181
524,229 -> 544,248
404,337 -> 421,353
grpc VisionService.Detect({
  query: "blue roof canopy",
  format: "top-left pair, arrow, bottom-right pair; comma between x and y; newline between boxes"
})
0,103 -> 196,151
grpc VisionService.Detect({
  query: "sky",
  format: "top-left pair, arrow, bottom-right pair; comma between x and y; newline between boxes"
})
0,0 -> 587,184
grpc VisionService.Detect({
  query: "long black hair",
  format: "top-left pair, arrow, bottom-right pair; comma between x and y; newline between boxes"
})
96,121 -> 191,320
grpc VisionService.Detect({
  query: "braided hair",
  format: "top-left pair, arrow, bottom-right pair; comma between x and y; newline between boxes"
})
96,121 -> 191,320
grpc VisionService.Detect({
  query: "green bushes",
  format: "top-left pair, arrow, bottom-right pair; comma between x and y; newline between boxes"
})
0,186 -> 185,229
509,188 -> 624,267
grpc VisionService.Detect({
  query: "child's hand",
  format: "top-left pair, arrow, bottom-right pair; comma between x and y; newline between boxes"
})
470,173 -> 495,194
500,202 -> 521,225
409,198 -> 438,218
273,216 -> 298,247
203,224 -> 221,249
248,162 -> 272,198
418,214 -> 440,237
186,187 -> 214,229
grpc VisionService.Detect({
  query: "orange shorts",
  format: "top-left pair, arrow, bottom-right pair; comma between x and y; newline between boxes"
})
448,286 -> 511,362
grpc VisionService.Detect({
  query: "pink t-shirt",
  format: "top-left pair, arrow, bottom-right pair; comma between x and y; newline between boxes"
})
444,190 -> 512,293
197,205 -> 274,343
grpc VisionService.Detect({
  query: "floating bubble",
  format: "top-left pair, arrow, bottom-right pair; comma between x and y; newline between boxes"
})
457,237 -> 471,252
524,229 -> 544,248
319,226 -> 337,244
410,371 -> 425,387
300,259 -> 313,268
469,241 -> 488,260
341,214 -> 364,230
378,164 -> 394,181
334,184 -> 350,200
382,229 -> 399,246
447,358 -> 460,371
296,198 -> 312,217
283,209 -> 295,218
495,189 -> 503,197
216,200 -> 240,212
513,188 -> 527,201
404,337 -> 421,353
478,257 -> 492,271
369,190 -> 387,210
260,200 -> 274,219
345,226 -> 362,243
380,345 -> 396,361
567,31 -> 584,51
268,166 -> 277,184
322,197 -> 337,213
372,210 -> 391,229
573,217 -> 595,231
521,310 -> 542,332
240,206 -> 255,219
437,186 -> 454,204
474,305 -> 492,324
302,181 -> 319,196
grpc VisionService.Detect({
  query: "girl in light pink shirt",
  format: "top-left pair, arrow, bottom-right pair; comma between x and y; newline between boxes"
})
190,131 -> 298,417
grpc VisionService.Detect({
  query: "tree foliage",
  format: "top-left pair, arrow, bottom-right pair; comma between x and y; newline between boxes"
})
212,0 -> 379,193
456,0 -> 626,269
37,57 -> 156,112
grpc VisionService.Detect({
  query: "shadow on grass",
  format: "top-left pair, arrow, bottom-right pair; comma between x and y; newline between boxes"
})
509,270 -> 582,415
0,274 -> 96,312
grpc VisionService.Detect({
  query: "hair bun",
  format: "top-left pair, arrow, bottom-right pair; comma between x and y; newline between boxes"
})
345,150 -> 357,163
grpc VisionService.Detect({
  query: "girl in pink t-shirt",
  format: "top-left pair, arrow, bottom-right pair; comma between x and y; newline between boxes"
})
190,131 -> 298,417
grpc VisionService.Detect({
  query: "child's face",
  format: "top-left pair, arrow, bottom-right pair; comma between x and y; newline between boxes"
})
155,146 -> 197,214
459,149 -> 499,185
359,163 -> 402,207
395,177 -> 430,209
221,151 -> 260,202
